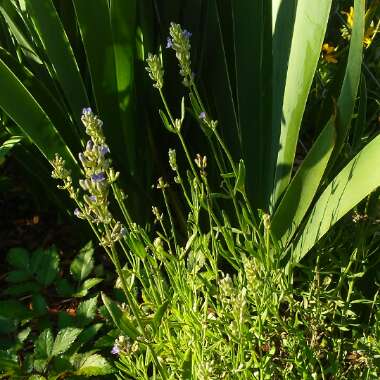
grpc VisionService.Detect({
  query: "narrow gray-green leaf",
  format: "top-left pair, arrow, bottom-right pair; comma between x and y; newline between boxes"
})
101,292 -> 139,339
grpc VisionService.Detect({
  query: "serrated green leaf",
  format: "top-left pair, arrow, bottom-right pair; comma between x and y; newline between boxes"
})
31,247 -> 60,287
74,354 -> 114,376
6,269 -> 31,283
76,295 -> 98,326
55,278 -> 75,297
28,375 -> 47,380
32,294 -> 48,316
70,241 -> 94,282
6,247 -> 29,270
17,327 -> 31,343
72,323 -> 103,351
35,328 -> 54,359
0,350 -> 18,371
33,358 -> 49,373
5,281 -> 41,296
0,300 -> 31,319
51,327 -> 82,357
73,278 -> 103,298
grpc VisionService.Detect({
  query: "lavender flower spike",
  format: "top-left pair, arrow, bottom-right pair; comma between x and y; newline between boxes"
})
91,172 -> 106,183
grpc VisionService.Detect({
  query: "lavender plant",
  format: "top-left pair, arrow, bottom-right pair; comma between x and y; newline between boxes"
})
50,23 -> 380,380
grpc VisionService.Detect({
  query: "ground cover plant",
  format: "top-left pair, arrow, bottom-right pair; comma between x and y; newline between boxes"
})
1,0 -> 380,379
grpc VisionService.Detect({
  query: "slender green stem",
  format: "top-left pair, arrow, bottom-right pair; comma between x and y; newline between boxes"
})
162,188 -> 178,252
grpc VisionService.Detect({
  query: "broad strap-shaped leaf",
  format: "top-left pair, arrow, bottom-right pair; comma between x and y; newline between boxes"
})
293,132 -> 380,263
271,0 -> 332,208
25,0 -> 89,127
0,0 -> 42,64
0,47 -> 82,152
271,0 -> 364,245
0,58 -> 77,171
202,1 -> 240,160
329,0 -> 365,162
109,0 -> 137,174
271,118 -> 336,244
233,0 -> 272,209
73,0 -> 132,174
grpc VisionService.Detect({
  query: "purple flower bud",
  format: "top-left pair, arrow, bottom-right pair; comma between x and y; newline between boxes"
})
91,172 -> 106,183
99,145 -> 110,156
82,107 -> 92,115
111,345 -> 120,355
86,140 -> 94,151
74,208 -> 81,218
199,112 -> 206,120
166,37 -> 173,49
182,30 -> 192,39
89,195 -> 97,202
78,152 -> 86,164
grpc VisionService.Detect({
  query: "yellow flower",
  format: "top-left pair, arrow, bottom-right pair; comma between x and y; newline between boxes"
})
321,43 -> 338,64
363,24 -> 378,48
343,6 -> 354,28
341,6 -> 379,48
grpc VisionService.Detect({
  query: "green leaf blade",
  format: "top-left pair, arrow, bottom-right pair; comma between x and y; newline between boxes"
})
293,133 -> 380,263
271,0 -> 332,207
